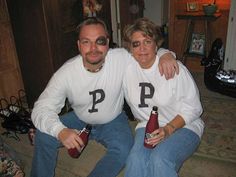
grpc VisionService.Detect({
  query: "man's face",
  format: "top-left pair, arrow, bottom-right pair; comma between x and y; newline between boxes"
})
78,24 -> 109,69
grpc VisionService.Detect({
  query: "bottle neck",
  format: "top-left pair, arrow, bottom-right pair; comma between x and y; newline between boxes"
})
151,110 -> 157,115
82,124 -> 92,134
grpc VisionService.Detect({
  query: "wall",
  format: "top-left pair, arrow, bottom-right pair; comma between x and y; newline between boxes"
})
143,0 -> 168,26
119,0 -> 144,42
168,0 -> 230,70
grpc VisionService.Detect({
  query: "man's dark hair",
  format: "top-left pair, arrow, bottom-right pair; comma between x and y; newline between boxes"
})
76,17 -> 110,39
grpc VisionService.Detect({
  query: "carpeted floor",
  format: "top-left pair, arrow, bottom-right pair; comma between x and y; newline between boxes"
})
0,71 -> 236,177
191,72 -> 236,163
198,96 -> 236,163
178,72 -> 236,177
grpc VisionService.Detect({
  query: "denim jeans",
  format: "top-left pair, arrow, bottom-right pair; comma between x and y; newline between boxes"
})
124,127 -> 200,177
30,111 -> 134,177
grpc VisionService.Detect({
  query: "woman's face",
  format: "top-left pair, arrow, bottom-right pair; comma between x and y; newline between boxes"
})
130,31 -> 157,69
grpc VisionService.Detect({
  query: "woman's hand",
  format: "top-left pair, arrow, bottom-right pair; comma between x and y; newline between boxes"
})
145,127 -> 166,147
145,125 -> 176,147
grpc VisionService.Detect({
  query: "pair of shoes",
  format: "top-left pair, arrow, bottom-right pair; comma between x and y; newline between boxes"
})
0,97 -> 35,137
17,90 -> 37,145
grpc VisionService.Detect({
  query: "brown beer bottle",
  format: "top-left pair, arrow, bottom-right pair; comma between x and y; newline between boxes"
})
68,124 -> 92,158
144,106 -> 159,148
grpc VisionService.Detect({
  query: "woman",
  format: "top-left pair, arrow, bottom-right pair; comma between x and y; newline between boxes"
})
122,18 -> 204,177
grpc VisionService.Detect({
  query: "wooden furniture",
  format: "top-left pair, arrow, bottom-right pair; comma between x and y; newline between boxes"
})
0,0 -> 24,101
6,0 -> 113,108
176,12 -> 221,64
168,0 -> 230,71
6,0 -> 82,108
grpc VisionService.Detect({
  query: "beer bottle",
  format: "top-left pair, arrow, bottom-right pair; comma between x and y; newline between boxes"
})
68,124 -> 92,158
144,106 -> 159,148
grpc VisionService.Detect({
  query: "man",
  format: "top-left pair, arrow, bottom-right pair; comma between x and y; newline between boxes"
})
30,17 -> 178,177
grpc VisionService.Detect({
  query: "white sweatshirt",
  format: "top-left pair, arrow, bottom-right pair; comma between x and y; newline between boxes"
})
31,48 -> 171,138
123,56 -> 204,138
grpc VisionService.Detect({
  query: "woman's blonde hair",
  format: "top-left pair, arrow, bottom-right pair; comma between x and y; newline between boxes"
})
123,18 -> 164,51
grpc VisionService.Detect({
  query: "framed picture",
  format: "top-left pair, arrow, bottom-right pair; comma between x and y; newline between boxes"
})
82,0 -> 103,17
186,2 -> 199,12
189,33 -> 205,55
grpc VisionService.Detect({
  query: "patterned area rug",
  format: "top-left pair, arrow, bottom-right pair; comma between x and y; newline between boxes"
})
192,72 -> 236,163
197,97 -> 236,163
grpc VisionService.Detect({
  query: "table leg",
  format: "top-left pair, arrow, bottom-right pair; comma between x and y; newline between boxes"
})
204,20 -> 209,57
181,20 -> 194,64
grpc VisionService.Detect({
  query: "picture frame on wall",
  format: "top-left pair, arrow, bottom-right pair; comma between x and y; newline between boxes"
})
189,33 -> 205,55
82,0 -> 103,17
186,2 -> 199,12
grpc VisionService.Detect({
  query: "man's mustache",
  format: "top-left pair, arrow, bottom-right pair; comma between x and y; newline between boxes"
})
86,51 -> 102,56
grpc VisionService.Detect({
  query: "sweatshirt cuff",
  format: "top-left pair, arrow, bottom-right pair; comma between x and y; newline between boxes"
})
157,48 -> 176,59
51,123 -> 67,139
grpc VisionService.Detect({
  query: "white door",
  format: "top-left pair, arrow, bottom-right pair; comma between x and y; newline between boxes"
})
110,0 -> 122,47
224,0 -> 236,70
143,0 -> 169,26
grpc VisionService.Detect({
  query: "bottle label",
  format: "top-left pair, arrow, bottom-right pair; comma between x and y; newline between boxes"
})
145,133 -> 155,139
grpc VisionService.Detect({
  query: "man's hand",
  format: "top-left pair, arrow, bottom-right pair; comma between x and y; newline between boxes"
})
159,52 -> 179,80
58,128 -> 84,152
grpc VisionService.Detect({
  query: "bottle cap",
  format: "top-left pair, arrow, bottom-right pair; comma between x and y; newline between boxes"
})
86,124 -> 92,130
152,106 -> 158,111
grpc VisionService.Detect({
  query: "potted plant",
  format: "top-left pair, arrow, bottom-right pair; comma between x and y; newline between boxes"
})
202,0 -> 217,16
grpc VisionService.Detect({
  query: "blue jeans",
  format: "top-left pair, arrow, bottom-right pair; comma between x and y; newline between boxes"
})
30,111 -> 133,177
124,127 -> 200,177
